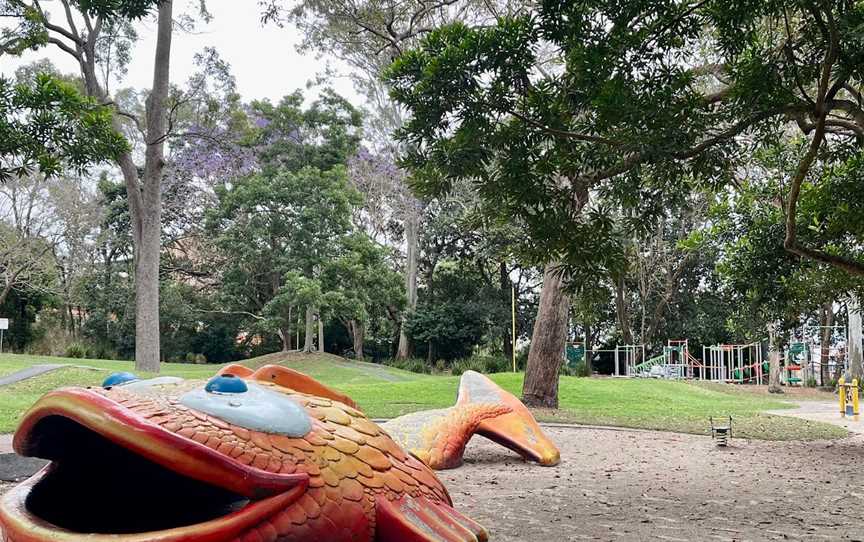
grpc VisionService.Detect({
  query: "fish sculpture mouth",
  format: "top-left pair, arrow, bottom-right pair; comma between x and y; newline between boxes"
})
0,387 -> 309,541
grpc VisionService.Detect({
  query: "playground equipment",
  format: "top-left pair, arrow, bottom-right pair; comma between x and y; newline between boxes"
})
569,342 -> 646,376
839,376 -> 860,421
794,325 -> 848,386
785,342 -> 807,386
617,344 -> 645,376
703,343 -> 766,384
630,339 -> 703,379
710,416 -> 732,447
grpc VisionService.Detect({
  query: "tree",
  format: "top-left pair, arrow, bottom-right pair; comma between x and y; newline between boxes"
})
348,147 -> 422,359
4,0 -> 175,371
848,293 -> 863,380
206,166 -> 360,352
264,0 -> 512,360
320,234 -> 404,360
0,72 -> 126,179
385,0 -> 864,404
388,2 -> 864,275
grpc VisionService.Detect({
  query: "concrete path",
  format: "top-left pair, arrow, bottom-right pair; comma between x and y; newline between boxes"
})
766,400 -> 864,434
0,364 -> 65,387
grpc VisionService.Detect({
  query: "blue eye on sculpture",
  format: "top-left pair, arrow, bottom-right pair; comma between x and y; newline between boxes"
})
101,372 -> 138,388
179,375 -> 313,437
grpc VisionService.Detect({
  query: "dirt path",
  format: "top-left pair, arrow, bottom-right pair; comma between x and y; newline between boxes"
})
2,426 -> 862,540
440,426 -> 863,541
767,400 -> 864,436
0,365 -> 65,387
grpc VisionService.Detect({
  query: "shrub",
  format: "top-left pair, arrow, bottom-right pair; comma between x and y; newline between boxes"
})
195,354 -> 208,364
451,357 -> 487,376
561,360 -> 590,377
382,358 -> 432,374
65,342 -> 89,359
515,346 -> 530,371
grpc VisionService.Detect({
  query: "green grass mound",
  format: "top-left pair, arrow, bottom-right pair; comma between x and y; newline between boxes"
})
0,353 -> 848,441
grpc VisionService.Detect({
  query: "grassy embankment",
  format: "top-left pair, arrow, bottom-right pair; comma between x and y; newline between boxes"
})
0,352 -> 845,440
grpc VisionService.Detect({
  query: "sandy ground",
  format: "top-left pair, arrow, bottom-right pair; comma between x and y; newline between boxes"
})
767,401 -> 864,435
440,426 -> 864,541
2,426 -> 864,540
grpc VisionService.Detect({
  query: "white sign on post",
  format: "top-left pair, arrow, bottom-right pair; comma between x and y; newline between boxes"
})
0,318 -> 7,354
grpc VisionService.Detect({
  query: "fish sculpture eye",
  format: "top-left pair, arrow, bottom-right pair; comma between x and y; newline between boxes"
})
102,372 -> 139,388
180,376 -> 313,437
205,374 -> 248,394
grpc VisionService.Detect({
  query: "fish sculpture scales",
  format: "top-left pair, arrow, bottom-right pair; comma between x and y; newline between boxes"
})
0,364 -> 559,542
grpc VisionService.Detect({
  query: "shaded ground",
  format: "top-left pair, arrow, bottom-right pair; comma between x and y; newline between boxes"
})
1,425 -> 862,539
440,426 -> 864,541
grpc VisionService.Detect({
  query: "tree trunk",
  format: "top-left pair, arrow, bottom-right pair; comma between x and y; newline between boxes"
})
349,320 -> 365,360
318,317 -> 324,353
522,264 -> 571,408
584,321 -> 593,375
427,341 -> 437,365
768,323 -> 784,393
500,262 -> 514,360
278,327 -> 290,352
303,306 -> 315,352
397,209 -> 419,359
848,293 -> 863,380
614,273 -> 634,345
127,0 -> 172,372
820,303 -> 834,386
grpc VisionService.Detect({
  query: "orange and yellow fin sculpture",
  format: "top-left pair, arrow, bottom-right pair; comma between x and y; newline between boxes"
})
382,371 -> 561,470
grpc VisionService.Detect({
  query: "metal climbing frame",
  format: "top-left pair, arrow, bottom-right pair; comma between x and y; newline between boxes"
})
703,343 -> 765,384
616,344 -> 645,376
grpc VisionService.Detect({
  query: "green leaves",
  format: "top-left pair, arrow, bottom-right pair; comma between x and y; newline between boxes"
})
386,0 -> 864,281
0,73 -> 128,180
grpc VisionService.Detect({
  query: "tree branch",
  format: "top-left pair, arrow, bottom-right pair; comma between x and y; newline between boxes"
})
192,308 -> 265,321
508,109 -> 623,146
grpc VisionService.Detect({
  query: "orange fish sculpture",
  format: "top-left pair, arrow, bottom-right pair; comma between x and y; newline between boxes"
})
382,371 -> 560,470
0,365 -> 558,542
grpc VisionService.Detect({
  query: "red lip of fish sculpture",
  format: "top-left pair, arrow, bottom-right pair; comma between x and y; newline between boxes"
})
0,365 -> 559,542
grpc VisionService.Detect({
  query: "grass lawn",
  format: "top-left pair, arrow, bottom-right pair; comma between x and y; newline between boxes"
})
0,353 -> 847,440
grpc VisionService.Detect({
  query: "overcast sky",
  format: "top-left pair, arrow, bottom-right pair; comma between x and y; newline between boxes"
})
1,0 -> 360,105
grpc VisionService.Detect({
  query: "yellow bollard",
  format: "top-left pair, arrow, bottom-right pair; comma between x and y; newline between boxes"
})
854,378 -> 860,421
840,376 -> 847,417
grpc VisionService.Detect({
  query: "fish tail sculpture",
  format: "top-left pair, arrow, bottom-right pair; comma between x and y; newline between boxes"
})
382,371 -> 561,470
0,364 -> 489,542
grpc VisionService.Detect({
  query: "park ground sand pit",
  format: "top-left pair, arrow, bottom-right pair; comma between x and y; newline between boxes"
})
442,426 -> 864,541
1,426 -> 862,540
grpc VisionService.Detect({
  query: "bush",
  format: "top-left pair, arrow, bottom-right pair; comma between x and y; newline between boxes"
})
515,346 -> 530,371
561,360 -> 590,377
194,353 -> 208,364
451,357 -> 487,376
451,355 -> 510,376
382,358 -> 432,374
65,342 -> 89,359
